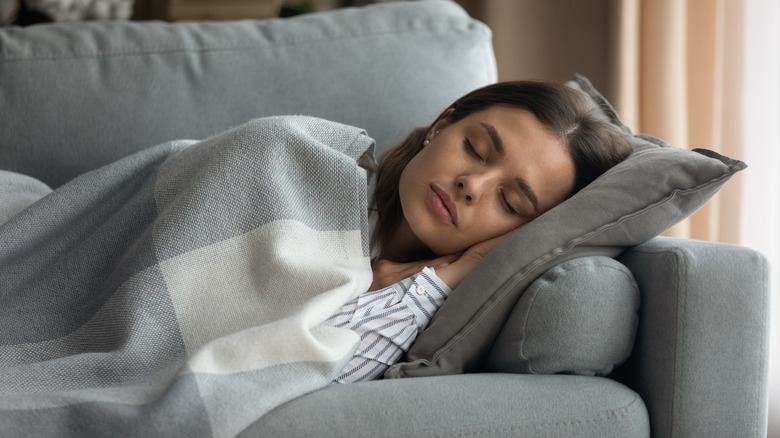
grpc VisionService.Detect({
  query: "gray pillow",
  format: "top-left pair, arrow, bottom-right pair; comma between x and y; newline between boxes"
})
485,256 -> 640,376
385,74 -> 746,379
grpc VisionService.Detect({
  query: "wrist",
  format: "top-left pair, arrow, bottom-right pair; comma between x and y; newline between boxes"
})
434,257 -> 479,290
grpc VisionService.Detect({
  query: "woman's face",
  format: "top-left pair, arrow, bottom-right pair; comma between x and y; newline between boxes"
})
398,106 -> 576,256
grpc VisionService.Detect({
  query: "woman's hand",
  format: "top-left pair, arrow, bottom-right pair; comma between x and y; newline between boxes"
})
369,254 -> 459,292
434,229 -> 515,290
369,229 -> 515,292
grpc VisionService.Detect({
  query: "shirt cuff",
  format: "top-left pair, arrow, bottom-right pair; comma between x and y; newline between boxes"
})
397,266 -> 452,330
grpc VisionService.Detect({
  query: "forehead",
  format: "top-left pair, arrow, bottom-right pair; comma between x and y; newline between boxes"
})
460,106 -> 576,208
460,106 -> 553,139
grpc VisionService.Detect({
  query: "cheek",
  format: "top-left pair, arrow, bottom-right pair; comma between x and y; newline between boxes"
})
397,166 -> 420,219
398,152 -> 427,197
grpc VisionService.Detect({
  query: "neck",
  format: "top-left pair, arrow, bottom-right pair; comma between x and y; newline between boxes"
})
380,218 -> 435,263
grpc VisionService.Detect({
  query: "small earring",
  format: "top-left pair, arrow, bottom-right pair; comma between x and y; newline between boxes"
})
423,139 -> 430,146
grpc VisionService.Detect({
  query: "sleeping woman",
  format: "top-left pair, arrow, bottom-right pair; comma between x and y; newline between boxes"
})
322,81 -> 632,383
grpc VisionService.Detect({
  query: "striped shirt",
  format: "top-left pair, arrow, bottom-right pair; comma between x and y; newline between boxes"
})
322,267 -> 451,383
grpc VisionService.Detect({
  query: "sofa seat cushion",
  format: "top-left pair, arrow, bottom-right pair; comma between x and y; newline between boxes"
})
249,374 -> 649,438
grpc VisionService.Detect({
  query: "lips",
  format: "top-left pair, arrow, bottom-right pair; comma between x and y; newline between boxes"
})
429,184 -> 458,225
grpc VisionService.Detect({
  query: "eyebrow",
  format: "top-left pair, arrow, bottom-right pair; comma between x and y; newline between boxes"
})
480,122 -> 540,213
480,122 -> 504,155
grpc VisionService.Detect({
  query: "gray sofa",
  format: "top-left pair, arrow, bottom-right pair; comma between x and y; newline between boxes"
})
0,1 -> 770,437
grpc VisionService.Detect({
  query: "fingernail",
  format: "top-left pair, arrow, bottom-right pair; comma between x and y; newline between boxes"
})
437,262 -> 449,268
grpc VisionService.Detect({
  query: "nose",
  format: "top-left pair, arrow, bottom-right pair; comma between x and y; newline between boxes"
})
456,171 -> 497,203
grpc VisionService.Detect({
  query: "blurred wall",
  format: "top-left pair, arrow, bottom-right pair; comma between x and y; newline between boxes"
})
455,0 -> 616,102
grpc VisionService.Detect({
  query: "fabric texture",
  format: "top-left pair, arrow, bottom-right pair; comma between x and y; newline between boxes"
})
323,267 -> 451,383
485,256 -> 639,376
251,374 -> 650,438
1,1 -> 769,435
616,237 -> 770,437
0,116 -> 374,437
386,74 -> 747,379
0,0 -> 496,188
0,170 -> 52,225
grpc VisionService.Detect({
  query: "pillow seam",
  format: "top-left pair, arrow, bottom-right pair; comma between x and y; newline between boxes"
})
423,167 -> 740,372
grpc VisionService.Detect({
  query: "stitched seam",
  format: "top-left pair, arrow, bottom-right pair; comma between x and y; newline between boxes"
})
517,282 -> 544,373
563,174 -> 739,250
0,23 -> 486,64
621,244 -> 681,437
423,174 -> 735,371
672,249 -> 684,438
425,393 -> 646,438
755,253 -> 770,436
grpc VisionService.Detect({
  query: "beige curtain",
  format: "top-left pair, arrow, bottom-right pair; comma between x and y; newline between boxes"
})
608,0 -> 745,243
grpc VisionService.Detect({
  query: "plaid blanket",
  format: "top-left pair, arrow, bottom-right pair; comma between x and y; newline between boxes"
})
0,116 -> 374,437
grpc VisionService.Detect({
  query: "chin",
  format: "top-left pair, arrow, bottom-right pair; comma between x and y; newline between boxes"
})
427,242 -> 468,257
411,224 -> 470,257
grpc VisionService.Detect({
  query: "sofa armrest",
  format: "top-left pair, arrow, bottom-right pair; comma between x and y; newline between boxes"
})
617,236 -> 770,437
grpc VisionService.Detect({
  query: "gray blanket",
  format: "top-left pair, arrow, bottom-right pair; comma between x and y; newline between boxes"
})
0,116 -> 375,437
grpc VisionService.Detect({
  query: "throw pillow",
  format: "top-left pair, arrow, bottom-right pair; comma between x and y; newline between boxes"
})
385,74 -> 746,378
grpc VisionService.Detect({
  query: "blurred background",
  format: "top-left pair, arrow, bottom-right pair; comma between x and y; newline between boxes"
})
2,0 -> 778,435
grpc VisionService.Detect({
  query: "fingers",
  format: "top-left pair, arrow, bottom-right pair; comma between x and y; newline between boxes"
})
370,231 -> 516,292
428,253 -> 460,268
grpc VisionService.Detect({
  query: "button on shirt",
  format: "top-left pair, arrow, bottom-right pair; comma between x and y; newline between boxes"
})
322,267 -> 451,383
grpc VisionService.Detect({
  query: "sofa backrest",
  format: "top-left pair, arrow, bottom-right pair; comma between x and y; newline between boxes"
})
0,0 -> 496,187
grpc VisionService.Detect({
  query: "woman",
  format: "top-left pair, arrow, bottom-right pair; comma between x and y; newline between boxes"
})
324,80 -> 632,383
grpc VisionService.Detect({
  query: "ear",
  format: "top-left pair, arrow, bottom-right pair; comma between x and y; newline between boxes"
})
427,108 -> 455,141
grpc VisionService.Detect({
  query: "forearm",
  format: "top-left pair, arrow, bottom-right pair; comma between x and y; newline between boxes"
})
323,267 -> 451,383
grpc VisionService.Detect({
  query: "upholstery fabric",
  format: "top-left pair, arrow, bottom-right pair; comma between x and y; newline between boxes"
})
0,0 -> 496,187
617,237 -> 770,437
0,170 -> 52,225
251,374 -> 649,438
486,256 -> 639,376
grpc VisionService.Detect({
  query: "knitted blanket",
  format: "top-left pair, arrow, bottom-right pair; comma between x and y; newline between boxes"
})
0,116 -> 374,437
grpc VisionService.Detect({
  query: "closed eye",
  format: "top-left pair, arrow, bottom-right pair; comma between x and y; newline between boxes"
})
463,139 -> 484,162
500,189 -> 519,216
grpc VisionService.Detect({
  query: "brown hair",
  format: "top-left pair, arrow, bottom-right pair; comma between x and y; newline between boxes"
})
372,80 -> 631,253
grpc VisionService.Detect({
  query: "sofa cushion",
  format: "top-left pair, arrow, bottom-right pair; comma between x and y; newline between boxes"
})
252,374 -> 649,438
485,256 -> 639,376
386,74 -> 746,379
0,0 -> 496,187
